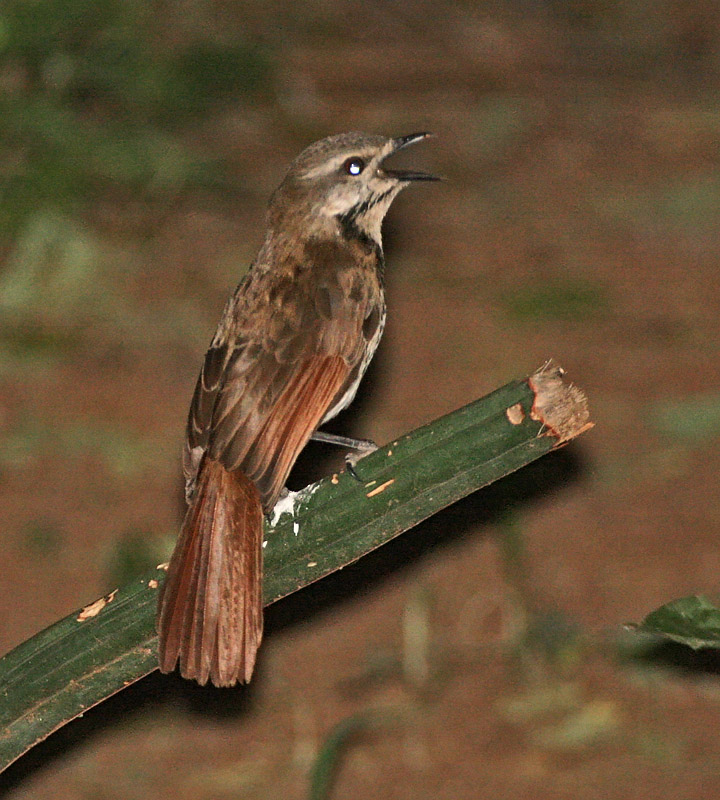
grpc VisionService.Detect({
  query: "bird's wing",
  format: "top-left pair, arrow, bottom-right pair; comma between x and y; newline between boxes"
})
184,255 -> 383,509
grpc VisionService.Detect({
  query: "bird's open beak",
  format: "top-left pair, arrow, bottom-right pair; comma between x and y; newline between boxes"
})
381,132 -> 439,182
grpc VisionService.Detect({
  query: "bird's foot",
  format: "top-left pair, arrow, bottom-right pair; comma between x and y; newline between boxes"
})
310,430 -> 378,482
344,440 -> 379,481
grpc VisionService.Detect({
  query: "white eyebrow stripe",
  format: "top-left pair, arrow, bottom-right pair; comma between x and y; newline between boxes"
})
298,141 -> 396,181
301,156 -> 347,179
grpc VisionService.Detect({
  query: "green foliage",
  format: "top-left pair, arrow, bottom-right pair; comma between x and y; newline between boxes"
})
0,211 -> 100,314
501,281 -> 609,322
105,529 -> 168,586
309,712 -> 403,800
0,0 -> 273,238
0,369 -> 588,774
651,393 -> 720,442
0,206 -> 213,371
597,177 -> 720,236
0,415 -> 158,478
635,595 -> 720,650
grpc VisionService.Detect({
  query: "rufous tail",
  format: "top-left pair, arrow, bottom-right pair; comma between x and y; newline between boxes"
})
157,458 -> 264,686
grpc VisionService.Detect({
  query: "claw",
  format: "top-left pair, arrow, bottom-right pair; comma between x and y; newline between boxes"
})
346,459 -> 362,482
344,441 -> 379,482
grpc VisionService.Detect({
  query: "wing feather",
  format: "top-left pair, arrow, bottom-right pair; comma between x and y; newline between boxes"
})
242,355 -> 349,505
185,249 -> 384,512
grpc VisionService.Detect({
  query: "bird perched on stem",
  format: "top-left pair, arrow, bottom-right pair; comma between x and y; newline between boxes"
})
157,131 -> 437,687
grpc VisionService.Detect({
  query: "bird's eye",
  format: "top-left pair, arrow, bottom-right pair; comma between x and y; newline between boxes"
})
343,157 -> 365,176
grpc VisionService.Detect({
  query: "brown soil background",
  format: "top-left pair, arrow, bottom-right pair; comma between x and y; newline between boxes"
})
2,3 -> 720,798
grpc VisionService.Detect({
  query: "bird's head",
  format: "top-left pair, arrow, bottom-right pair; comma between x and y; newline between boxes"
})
269,131 -> 437,245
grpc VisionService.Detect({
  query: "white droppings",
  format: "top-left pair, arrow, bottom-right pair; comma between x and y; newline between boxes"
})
262,540 -> 268,549
268,481 -> 323,526
300,481 -> 322,502
269,490 -> 299,525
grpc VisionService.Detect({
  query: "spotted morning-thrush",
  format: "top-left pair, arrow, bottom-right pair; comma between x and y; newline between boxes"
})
157,131 -> 436,686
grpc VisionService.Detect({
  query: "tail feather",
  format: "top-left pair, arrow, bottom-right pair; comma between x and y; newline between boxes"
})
157,458 -> 264,686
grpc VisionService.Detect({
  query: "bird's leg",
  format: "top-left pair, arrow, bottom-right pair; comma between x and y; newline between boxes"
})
310,430 -> 379,480
310,430 -> 377,452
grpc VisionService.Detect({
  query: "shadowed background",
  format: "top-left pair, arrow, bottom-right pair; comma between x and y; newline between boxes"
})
1,1 -> 720,797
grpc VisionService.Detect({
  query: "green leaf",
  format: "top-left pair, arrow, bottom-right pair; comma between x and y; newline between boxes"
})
651,393 -> 720,441
635,595 -> 720,650
0,363 -> 590,773
309,710 -> 405,800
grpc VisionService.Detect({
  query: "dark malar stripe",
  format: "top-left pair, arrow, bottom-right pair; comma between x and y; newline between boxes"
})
336,187 -> 392,265
345,187 -> 394,221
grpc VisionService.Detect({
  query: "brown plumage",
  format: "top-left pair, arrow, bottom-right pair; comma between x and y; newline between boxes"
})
157,131 -> 436,686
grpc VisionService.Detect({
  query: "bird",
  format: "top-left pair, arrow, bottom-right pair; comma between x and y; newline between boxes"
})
157,131 -> 437,687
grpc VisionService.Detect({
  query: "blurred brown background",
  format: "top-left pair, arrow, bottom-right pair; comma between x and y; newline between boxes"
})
2,1 -> 720,797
